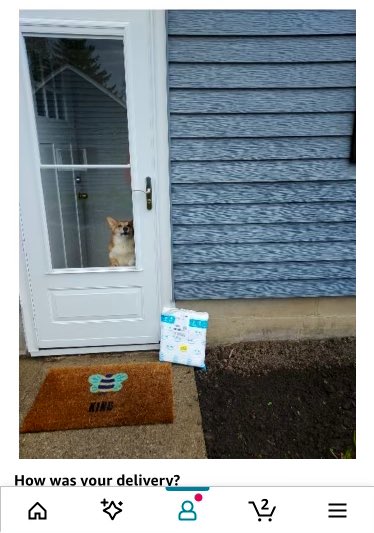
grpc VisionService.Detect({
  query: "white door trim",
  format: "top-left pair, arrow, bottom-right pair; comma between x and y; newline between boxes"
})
19,10 -> 174,356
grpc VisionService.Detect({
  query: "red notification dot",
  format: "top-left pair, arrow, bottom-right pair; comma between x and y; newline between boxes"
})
194,493 -> 203,502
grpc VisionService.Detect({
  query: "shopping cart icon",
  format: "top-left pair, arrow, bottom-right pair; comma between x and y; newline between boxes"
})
248,499 -> 276,522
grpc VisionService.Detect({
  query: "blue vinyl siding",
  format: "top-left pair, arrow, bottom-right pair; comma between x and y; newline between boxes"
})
167,9 -> 356,299
167,10 -> 356,35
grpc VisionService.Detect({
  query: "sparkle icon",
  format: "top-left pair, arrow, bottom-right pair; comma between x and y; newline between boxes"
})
101,499 -> 123,520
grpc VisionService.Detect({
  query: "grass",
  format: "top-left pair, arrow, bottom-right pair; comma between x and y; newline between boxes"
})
330,431 -> 356,459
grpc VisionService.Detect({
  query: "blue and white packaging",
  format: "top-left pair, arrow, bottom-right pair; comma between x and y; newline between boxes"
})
159,307 -> 209,368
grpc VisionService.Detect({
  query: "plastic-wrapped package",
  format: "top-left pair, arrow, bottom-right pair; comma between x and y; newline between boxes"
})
159,307 -> 209,368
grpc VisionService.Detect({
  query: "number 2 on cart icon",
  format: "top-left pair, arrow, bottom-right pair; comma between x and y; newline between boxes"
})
248,499 -> 276,522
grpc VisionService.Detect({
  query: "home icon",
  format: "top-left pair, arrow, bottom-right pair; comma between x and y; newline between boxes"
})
28,502 -> 47,520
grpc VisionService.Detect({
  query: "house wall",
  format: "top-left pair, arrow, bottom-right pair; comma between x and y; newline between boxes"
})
167,10 -> 356,300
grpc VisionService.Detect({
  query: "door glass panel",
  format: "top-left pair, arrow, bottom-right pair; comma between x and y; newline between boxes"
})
25,36 -> 135,268
40,168 -> 133,268
25,36 -> 129,165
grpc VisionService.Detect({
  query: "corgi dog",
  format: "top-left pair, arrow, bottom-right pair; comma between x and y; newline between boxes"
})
106,216 -> 135,267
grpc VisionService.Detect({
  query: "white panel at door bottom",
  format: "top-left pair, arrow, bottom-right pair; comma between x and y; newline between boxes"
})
49,286 -> 143,321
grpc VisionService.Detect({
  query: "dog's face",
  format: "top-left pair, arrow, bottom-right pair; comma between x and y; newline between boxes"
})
106,217 -> 134,238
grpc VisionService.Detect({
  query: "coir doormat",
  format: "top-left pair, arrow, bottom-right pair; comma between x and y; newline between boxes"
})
21,362 -> 174,433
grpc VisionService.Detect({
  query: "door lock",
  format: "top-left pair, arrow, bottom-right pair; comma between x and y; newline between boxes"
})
77,192 -> 88,200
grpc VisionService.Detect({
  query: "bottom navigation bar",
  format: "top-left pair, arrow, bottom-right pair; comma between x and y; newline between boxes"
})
0,486 -> 373,532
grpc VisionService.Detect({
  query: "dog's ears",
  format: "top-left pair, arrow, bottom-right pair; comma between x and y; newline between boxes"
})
128,219 -> 134,228
106,216 -> 117,230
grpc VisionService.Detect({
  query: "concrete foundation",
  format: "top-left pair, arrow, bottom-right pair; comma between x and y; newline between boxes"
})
176,297 -> 356,345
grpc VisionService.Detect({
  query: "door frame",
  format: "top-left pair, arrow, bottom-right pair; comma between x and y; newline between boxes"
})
19,10 -> 174,356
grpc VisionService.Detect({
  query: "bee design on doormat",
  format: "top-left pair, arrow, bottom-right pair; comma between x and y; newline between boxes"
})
88,373 -> 128,393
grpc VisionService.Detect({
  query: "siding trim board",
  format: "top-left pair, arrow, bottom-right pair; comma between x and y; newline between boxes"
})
172,202 -> 356,226
174,280 -> 356,300
169,88 -> 356,114
170,137 -> 352,161
171,182 -> 355,205
173,261 -> 356,282
168,36 -> 356,63
171,159 -> 355,183
169,63 -> 356,89
172,202 -> 356,225
167,10 -> 356,299
168,10 -> 356,36
172,241 -> 356,264
172,222 -> 356,244
170,112 -> 355,138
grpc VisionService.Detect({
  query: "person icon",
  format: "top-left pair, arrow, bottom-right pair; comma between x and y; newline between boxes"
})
178,500 -> 197,521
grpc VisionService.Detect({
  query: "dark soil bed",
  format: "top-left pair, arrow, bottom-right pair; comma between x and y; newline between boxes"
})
195,337 -> 355,459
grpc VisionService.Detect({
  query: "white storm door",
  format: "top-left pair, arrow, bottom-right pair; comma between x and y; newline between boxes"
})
20,12 -> 164,350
